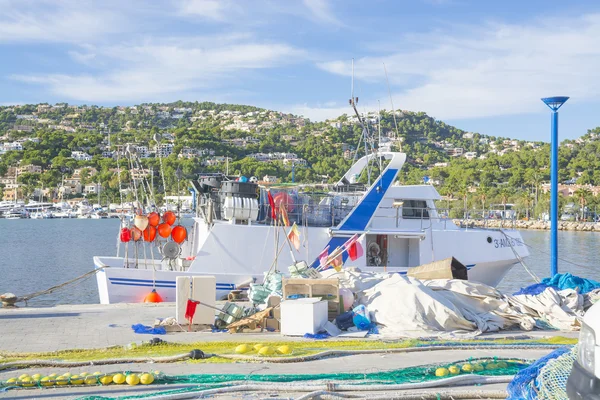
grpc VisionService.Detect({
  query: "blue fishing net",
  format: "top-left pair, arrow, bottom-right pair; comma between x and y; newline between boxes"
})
514,273 -> 600,296
506,346 -> 571,400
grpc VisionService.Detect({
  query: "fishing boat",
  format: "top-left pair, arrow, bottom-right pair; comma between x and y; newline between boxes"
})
93,151 -> 529,304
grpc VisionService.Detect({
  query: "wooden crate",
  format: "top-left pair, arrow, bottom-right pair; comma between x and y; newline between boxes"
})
282,278 -> 340,320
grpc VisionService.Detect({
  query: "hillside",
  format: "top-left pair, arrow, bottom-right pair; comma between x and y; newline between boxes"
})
0,101 -> 599,219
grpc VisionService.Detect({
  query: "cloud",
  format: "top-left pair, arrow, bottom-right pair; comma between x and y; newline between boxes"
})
176,0 -> 232,21
317,13 -> 600,120
0,0 -> 133,43
302,0 -> 343,26
12,35 -> 304,102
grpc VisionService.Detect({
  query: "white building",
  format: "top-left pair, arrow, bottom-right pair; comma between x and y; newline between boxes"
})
84,183 -> 103,195
154,143 -> 174,158
71,151 -> 93,161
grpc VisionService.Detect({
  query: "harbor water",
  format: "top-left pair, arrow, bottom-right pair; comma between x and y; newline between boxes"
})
0,219 -> 598,307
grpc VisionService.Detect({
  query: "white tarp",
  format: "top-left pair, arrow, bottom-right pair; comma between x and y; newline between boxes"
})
350,272 -> 584,337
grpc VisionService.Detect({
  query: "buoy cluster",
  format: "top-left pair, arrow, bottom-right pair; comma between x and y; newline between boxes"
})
121,210 -> 187,245
1,371 -> 161,388
235,343 -> 293,356
434,360 -> 509,377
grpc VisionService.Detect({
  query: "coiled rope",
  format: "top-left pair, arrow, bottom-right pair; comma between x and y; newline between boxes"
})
0,344 -> 562,371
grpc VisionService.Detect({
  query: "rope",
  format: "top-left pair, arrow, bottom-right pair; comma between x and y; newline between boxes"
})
499,229 -> 540,283
211,344 -> 562,364
295,389 -> 509,400
16,267 -> 107,303
0,352 -> 194,371
108,379 -> 512,400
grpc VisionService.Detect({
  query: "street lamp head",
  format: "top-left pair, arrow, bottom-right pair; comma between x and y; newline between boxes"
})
541,96 -> 569,111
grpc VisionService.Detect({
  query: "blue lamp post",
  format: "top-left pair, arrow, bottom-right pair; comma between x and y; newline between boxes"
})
541,96 -> 569,277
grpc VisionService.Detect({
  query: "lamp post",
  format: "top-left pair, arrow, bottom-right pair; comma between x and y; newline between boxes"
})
541,96 -> 569,277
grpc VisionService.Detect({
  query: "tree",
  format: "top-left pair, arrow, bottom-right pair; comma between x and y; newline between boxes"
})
477,186 -> 489,217
498,188 -> 511,219
574,187 -> 592,221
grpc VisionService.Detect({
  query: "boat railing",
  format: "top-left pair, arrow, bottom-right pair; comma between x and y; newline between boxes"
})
372,206 -> 517,231
258,202 -> 355,227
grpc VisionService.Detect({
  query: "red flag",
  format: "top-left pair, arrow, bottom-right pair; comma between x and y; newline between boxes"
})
267,190 -> 276,220
185,299 -> 198,331
348,240 -> 364,261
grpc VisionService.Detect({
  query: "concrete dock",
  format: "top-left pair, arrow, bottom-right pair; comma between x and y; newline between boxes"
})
0,303 -> 579,399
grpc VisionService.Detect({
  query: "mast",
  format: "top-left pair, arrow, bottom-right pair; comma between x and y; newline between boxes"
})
349,59 -> 372,186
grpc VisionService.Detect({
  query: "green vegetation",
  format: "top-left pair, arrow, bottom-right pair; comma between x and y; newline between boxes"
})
1,102 -> 600,219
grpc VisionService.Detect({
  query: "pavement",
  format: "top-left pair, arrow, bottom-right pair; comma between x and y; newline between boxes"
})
0,302 -> 579,399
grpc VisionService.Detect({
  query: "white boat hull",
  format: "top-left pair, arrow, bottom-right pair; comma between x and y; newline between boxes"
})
94,257 -> 255,304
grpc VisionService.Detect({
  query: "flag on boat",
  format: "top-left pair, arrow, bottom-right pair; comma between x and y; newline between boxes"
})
288,223 -> 301,251
345,234 -> 364,261
317,245 -> 330,268
330,250 -> 344,271
267,190 -> 277,220
279,203 -> 290,227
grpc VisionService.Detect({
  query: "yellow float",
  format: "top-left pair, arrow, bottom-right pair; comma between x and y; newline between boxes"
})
113,373 -> 126,384
235,344 -> 250,354
126,374 -> 140,385
140,373 -> 154,385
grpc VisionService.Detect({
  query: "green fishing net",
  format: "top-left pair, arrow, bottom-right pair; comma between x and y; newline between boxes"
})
68,357 -> 529,400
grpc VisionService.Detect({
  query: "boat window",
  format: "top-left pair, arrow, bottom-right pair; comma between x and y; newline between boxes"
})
401,200 -> 429,219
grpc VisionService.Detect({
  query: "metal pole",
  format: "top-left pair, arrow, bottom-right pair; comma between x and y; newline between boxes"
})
550,110 -> 559,277
541,96 -> 568,277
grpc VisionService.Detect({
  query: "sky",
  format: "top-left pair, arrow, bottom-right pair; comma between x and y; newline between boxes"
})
1,0 -> 600,142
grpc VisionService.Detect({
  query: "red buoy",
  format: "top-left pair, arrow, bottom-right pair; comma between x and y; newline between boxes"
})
157,223 -> 172,238
143,225 -> 157,242
171,225 -> 187,244
120,227 -> 131,242
143,289 -> 163,303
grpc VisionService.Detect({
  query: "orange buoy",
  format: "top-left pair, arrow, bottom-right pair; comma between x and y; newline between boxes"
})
171,225 -> 187,244
162,211 -> 176,226
143,225 -> 156,242
273,192 -> 295,212
157,223 -> 172,238
147,212 -> 160,227
143,289 -> 163,303
120,227 -> 131,242
131,227 -> 143,241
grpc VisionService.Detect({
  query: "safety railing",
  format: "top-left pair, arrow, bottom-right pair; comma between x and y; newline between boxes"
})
371,206 -> 517,231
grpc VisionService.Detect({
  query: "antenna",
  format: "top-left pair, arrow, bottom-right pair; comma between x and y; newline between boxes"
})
348,59 -> 372,186
351,58 -> 355,101
378,100 -> 382,172
384,63 -> 401,151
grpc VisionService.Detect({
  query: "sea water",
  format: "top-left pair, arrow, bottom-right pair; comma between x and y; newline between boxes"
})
0,219 -> 598,307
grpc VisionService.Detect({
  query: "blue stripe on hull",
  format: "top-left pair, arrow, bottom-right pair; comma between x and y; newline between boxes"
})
107,277 -> 236,289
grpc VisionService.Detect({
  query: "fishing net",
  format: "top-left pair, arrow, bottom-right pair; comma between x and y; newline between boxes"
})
506,346 -> 574,400
67,357 -> 529,400
536,346 -> 577,400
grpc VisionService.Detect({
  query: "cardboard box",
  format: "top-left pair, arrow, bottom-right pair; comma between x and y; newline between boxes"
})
280,298 -> 328,336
